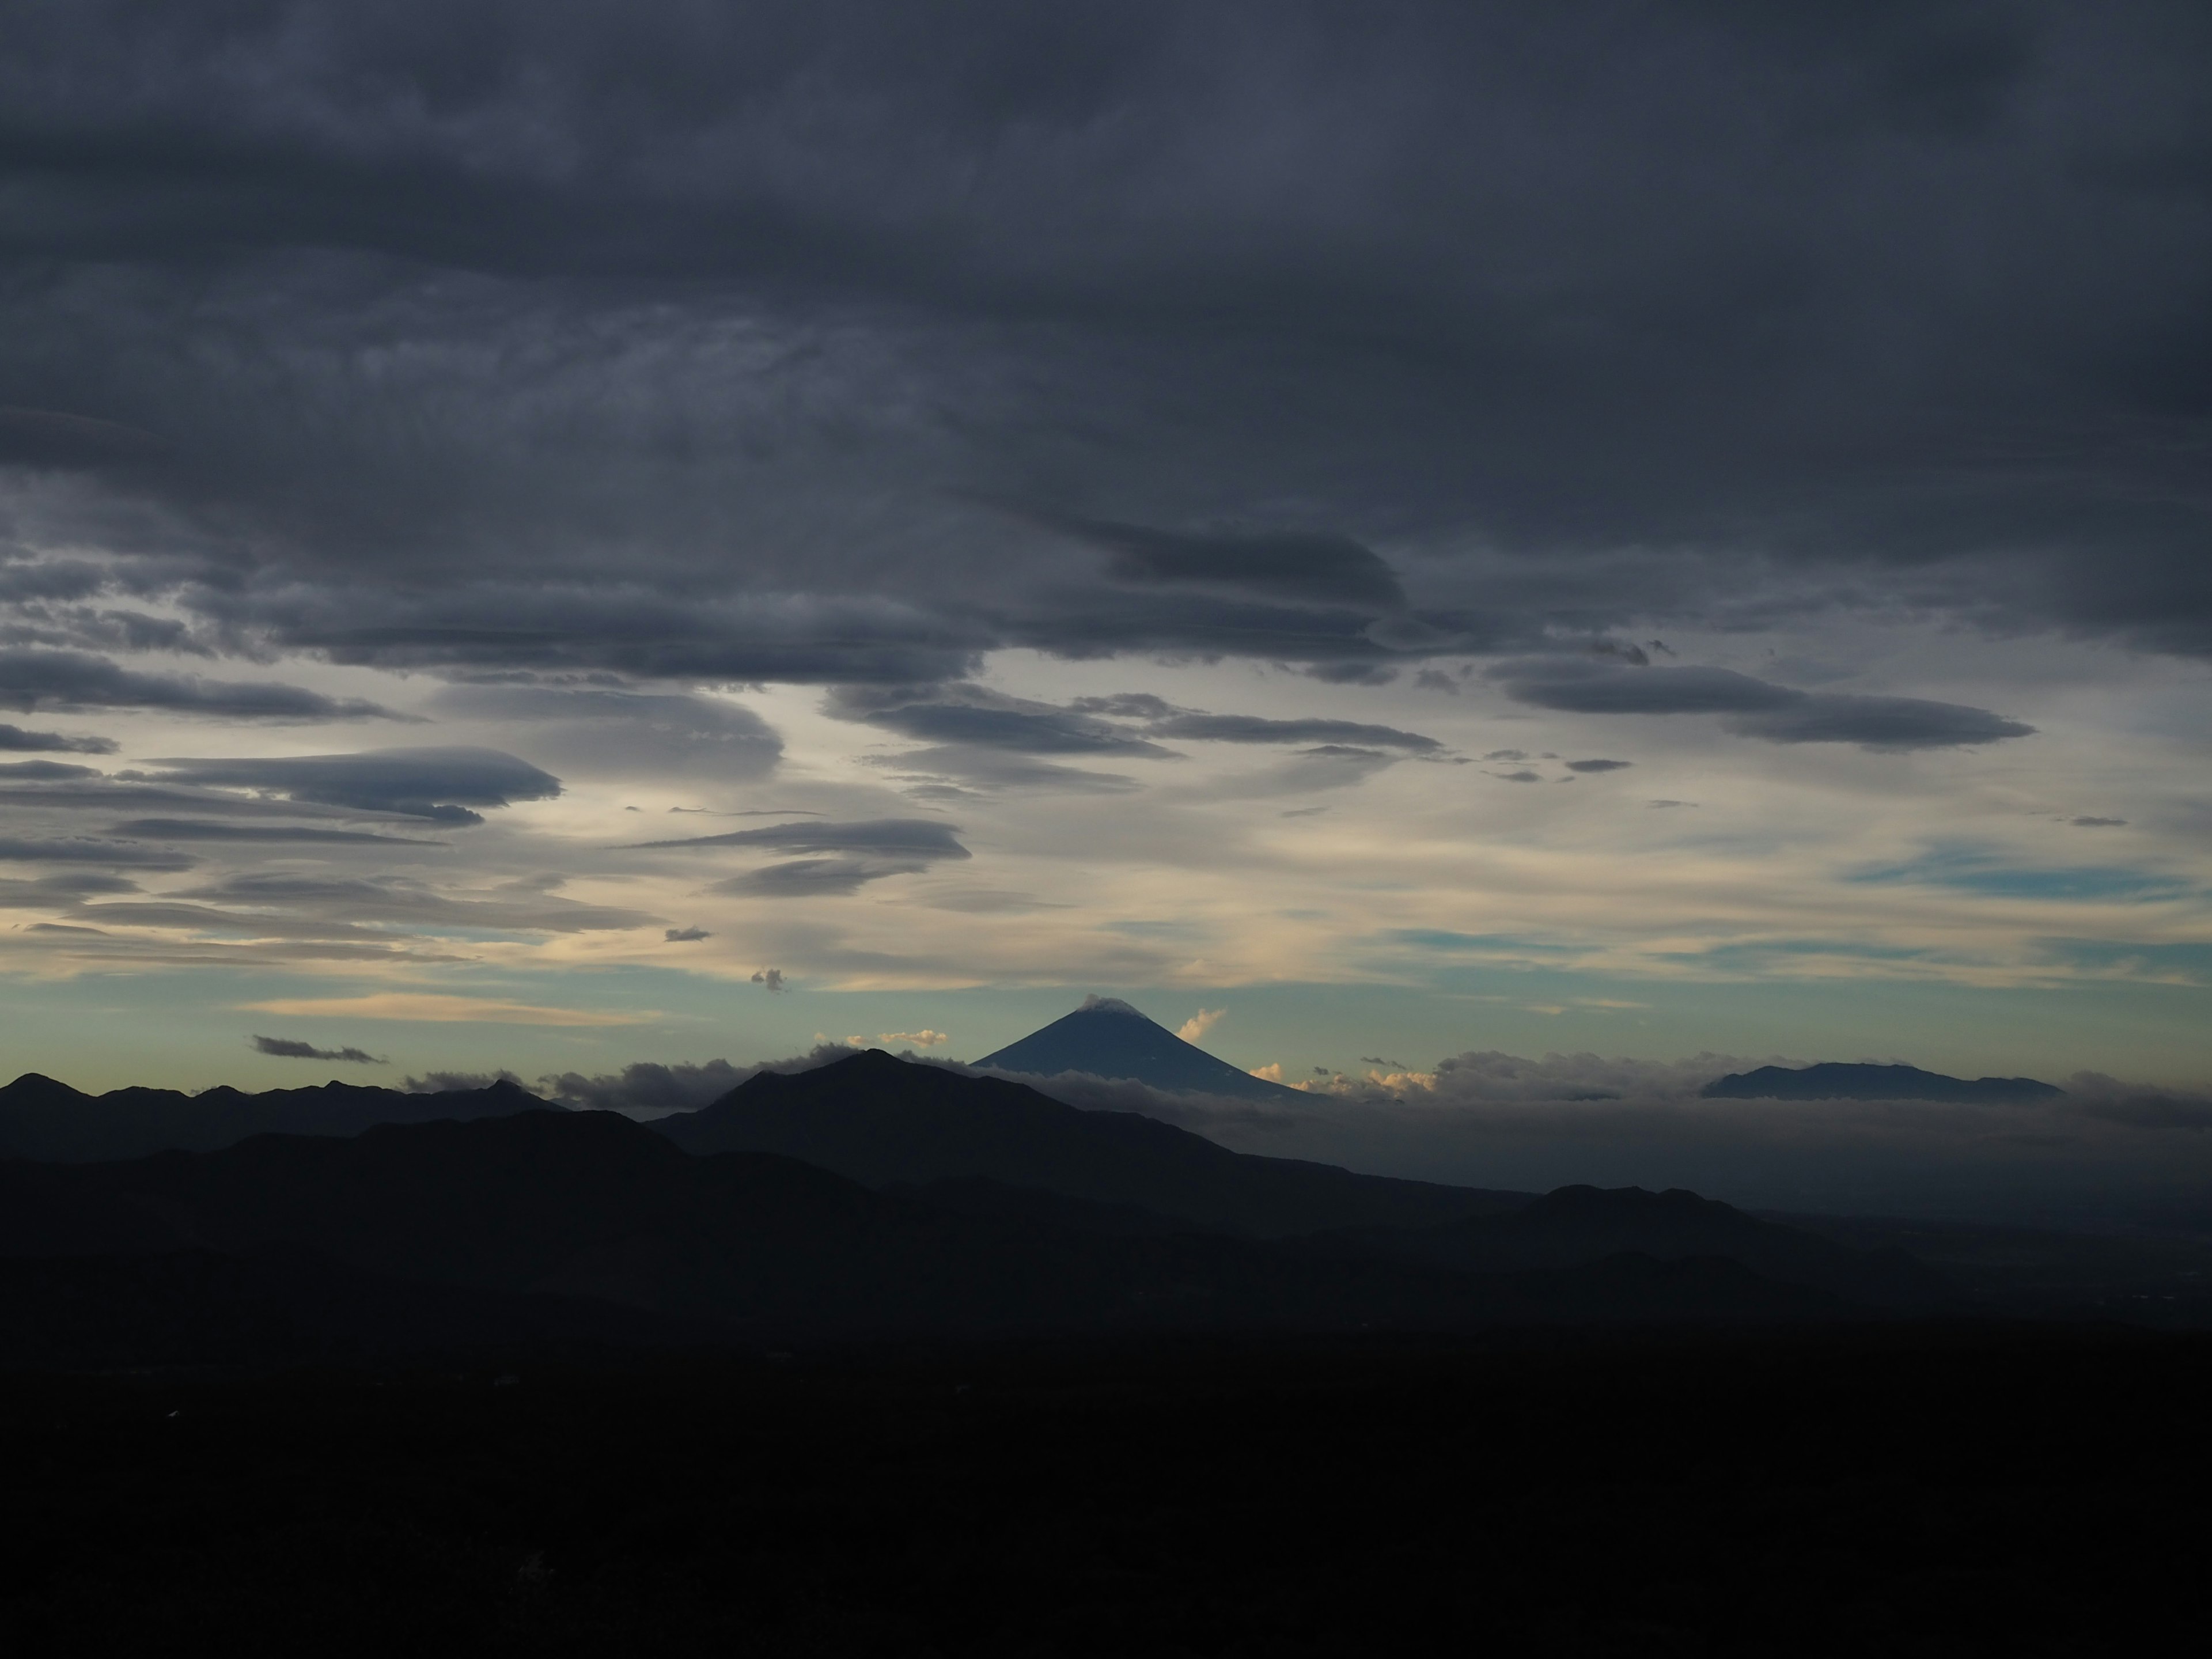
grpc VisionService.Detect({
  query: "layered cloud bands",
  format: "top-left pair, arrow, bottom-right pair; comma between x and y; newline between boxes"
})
0,2 -> 2204,1067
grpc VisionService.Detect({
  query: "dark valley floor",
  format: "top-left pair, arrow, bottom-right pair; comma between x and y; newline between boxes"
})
5,1328 -> 2210,1657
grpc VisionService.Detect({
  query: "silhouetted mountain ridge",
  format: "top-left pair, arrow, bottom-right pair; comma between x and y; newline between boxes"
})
654,1048 -> 1526,1236
1702,1062 -> 2062,1103
0,1070 -> 549,1162
0,1108 -> 1868,1362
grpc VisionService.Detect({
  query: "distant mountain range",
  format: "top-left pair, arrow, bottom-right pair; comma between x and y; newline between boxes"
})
1701,1063 -> 2064,1103
0,1049 -> 1984,1365
0,1071 -> 544,1162
973,997 -> 1308,1100
0,1104 -> 1886,1364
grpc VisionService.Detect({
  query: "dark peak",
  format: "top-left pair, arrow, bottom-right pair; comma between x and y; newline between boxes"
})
3,1072 -> 86,1104
1078,995 -> 1148,1018
808,1048 -> 910,1078
725,1047 -> 909,1100
975,997 -> 1305,1103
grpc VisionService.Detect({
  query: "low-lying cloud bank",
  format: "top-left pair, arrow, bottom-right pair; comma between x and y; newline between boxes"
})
408,1045 -> 868,1117
952,1054 -> 2212,1232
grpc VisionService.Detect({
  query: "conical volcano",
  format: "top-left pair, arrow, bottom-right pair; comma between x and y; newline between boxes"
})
973,998 -> 1308,1101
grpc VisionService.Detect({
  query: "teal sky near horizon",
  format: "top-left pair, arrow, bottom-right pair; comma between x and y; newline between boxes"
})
7,953 -> 2207,1100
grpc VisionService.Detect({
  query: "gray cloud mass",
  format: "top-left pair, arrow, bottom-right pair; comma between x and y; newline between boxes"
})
0,3 -> 2202,695
0,650 -> 395,722
0,724 -> 116,754
0,2 -> 2207,1112
631,816 -> 972,897
250,1035 -> 387,1064
139,748 -> 563,824
1488,659 -> 2036,751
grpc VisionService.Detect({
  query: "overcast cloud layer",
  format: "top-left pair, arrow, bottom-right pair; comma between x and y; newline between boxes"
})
1,4 -> 2207,1154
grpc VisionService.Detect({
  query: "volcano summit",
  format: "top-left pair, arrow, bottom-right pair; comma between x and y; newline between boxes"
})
974,998 -> 1308,1102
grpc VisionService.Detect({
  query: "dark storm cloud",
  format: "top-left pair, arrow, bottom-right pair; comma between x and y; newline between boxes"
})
249,1035 -> 386,1064
998,592 -> 1418,668
1146,713 -> 1441,752
139,748 -> 562,824
1488,658 -> 2035,751
238,589 -> 983,685
4,608 -> 213,657
104,819 -> 442,846
834,686 -> 1443,775
0,872 -> 140,907
0,837 -> 195,870
0,724 -> 115,754
711,857 -> 929,897
434,684 -> 782,780
631,816 -> 970,896
0,2 -> 2208,685
0,650 -> 394,721
0,771 -> 445,822
0,407 -> 171,469
627,819 -> 971,859
1491,660 -> 1808,717
1732,694 -> 2037,750
870,745 -> 1143,795
824,684 -> 1177,756
1032,513 -> 1407,607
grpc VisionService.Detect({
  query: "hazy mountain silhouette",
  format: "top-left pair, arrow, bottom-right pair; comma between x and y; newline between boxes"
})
973,997 -> 1308,1100
653,1048 -> 1528,1236
1301,1184 -> 1948,1309
0,1109 -> 1858,1361
1702,1062 -> 2063,1103
0,1071 -> 548,1162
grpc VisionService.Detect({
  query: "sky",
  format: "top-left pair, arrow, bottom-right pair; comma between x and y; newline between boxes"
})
2,3 -> 2210,1212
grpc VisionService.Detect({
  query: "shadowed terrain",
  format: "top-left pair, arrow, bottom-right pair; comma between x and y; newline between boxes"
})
655,1048 -> 1522,1236
0,1105 -> 1879,1363
3,1331 -> 2210,1654
0,1071 -> 547,1162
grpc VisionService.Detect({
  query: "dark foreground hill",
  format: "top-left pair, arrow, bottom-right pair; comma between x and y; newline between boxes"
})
4,1336 -> 2212,1659
654,1048 -> 1527,1236
0,1071 -> 547,1162
972,997 -> 1308,1101
6,1332 -> 2209,1655
1702,1061 -> 2064,1103
0,1108 -> 1881,1364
